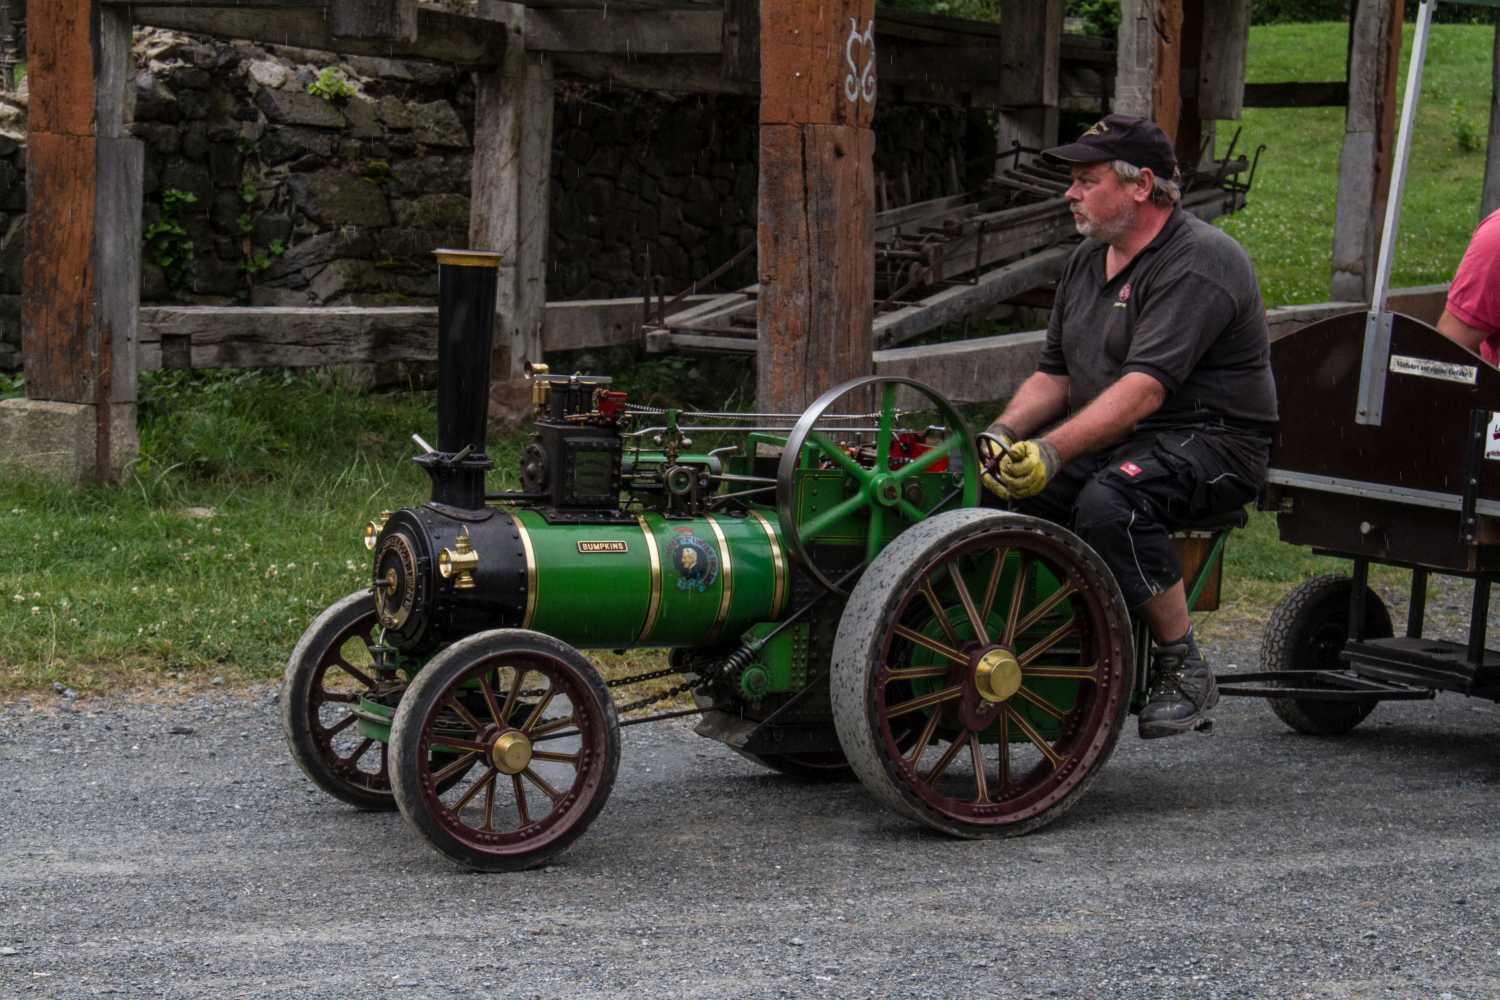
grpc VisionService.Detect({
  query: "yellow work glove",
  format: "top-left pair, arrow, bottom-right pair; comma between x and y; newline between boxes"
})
977,424 -> 1018,501
998,439 -> 1061,500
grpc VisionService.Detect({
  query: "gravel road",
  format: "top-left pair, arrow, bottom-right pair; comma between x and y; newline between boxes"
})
2,630 -> 1498,1000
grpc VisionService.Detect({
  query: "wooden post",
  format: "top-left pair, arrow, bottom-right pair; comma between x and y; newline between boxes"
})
471,1 -> 553,424
1331,0 -> 1403,302
1114,0 -> 1155,118
757,0 -> 877,413
11,0 -> 142,484
1194,0 -> 1252,169
1150,0 -> 1183,142
995,0 -> 1063,157
1483,20 -> 1500,218
0,0 -> 16,93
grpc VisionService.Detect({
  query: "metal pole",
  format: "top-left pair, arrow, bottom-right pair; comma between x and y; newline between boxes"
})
1355,0 -> 1436,427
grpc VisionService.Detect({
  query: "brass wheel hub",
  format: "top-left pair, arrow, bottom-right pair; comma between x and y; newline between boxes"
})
973,647 -> 1022,703
490,730 -> 534,775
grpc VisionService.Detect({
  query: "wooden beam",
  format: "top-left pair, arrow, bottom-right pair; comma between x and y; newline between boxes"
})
329,0 -> 417,42
526,9 -> 722,55
123,5 -> 506,66
1331,0 -> 1403,302
1485,21 -> 1500,218
995,0 -> 1063,156
758,0 -> 878,413
472,0 -> 553,422
1114,0 -> 1154,117
1151,0 -> 1183,142
21,1 -> 142,482
1243,81 -> 1349,108
1198,0 -> 1251,119
722,0 -> 760,84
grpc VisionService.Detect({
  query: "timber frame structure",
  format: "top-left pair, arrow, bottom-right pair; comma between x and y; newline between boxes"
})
6,0 -> 1500,483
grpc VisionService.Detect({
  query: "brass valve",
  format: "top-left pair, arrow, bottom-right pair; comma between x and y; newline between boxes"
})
362,511 -> 392,551
438,527 -> 480,590
525,361 -> 552,414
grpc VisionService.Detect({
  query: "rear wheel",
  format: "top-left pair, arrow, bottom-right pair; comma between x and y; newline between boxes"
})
1261,574 -> 1392,736
832,509 -> 1134,838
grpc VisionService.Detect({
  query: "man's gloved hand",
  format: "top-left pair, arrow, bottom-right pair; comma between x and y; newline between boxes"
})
978,423 -> 1019,501
998,439 -> 1061,499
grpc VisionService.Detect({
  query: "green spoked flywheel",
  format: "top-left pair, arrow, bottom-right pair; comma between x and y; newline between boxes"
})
775,376 -> 979,595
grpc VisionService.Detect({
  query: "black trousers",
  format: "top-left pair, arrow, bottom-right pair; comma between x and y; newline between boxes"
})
986,427 -> 1268,609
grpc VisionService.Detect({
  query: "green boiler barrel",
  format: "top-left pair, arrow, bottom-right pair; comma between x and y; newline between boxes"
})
511,509 -> 789,649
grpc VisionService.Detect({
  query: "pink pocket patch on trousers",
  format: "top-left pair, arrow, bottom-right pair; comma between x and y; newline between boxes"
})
1119,461 -> 1143,477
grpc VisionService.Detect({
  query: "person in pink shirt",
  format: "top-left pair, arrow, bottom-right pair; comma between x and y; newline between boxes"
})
1438,208 -> 1500,366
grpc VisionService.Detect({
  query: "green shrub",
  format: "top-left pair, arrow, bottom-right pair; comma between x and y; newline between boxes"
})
1449,99 -> 1483,153
307,67 -> 356,103
143,188 -> 198,295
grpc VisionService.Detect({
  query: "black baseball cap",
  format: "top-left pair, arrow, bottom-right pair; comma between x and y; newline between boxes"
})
1042,113 -> 1178,179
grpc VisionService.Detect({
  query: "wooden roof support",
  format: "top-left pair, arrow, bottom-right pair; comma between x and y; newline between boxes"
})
1484,20 -> 1500,218
1331,0 -> 1403,302
757,0 -> 877,413
15,0 -> 143,483
994,0 -> 1063,158
470,1 -> 554,425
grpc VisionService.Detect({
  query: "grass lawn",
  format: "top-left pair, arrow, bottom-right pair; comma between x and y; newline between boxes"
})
1216,21 -> 1494,306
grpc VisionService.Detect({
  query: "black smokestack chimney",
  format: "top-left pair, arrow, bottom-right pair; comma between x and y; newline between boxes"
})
419,249 -> 501,509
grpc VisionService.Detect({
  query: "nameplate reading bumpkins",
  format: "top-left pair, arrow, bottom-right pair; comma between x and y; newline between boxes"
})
577,540 -> 629,554
1389,355 -> 1478,385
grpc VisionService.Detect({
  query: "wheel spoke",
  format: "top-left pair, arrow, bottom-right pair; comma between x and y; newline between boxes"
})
891,433 -> 961,483
1013,684 -> 1067,721
1023,664 -> 1101,682
1005,706 -> 1064,768
874,383 -> 896,470
529,714 -> 578,738
1017,621 -> 1079,668
445,694 -> 485,732
1015,584 -> 1078,639
333,658 -> 377,690
530,749 -> 579,766
478,672 -> 504,726
865,511 -> 887,565
1003,557 -> 1032,645
318,691 -> 359,705
499,668 -> 524,724
482,773 -> 497,832
429,736 -> 488,755
338,738 -> 373,766
319,712 -> 358,739
891,624 -> 968,665
968,733 -> 991,804
979,547 -> 1009,622
919,579 -> 962,648
450,767 -> 498,813
799,492 -> 871,544
513,774 -> 531,827
945,558 -> 988,644
887,685 -> 962,719
997,711 -> 1010,791
895,497 -> 928,523
522,767 -> 563,802
430,749 -> 480,785
807,430 -> 872,484
522,684 -> 560,733
923,735 -> 966,783
906,710 -> 942,766
884,664 -> 949,681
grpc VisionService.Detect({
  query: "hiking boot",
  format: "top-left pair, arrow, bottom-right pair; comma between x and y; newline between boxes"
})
1138,641 -> 1219,739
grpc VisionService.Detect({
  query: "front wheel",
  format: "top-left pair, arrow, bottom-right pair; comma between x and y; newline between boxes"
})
832,509 -> 1134,838
1261,573 -> 1393,736
389,629 -> 620,872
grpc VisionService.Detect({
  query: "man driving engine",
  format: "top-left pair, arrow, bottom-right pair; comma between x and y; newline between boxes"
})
984,114 -> 1278,739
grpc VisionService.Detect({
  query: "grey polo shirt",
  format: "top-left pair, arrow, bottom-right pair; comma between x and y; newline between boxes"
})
1038,208 -> 1279,431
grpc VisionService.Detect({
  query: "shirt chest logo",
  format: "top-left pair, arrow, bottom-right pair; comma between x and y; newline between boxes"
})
1113,282 -> 1132,309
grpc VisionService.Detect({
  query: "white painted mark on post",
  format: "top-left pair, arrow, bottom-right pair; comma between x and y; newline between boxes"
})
1487,412 -> 1500,461
844,18 -> 876,105
1389,354 -> 1479,385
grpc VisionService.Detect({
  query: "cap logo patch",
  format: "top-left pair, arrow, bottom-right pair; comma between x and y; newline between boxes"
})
1083,119 -> 1111,137
1119,461 -> 1143,477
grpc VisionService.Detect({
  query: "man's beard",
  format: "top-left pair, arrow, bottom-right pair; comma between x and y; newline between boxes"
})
1072,198 -> 1137,244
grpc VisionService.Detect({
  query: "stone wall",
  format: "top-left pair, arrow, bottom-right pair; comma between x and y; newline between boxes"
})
0,27 -> 985,371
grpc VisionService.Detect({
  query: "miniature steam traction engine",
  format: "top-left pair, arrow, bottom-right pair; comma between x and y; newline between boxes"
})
283,250 -> 1141,871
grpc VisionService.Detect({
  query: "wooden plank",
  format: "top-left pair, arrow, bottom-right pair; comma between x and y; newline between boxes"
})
23,131 -> 97,403
1114,0 -> 1154,118
27,0 -> 95,136
1331,0 -> 1402,302
1485,21 -> 1500,217
95,137 -> 143,405
721,0 -> 760,84
757,123 -> 876,411
1151,0 -> 1184,142
329,0 -> 418,42
472,0 -> 553,393
126,6 -> 506,66
998,0 -> 1061,108
1198,0 -> 1251,119
760,0 -> 876,129
1243,81 -> 1349,108
527,9 -> 721,54
551,53 -> 750,96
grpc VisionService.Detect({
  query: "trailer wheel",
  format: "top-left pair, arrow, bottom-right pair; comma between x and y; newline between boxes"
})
831,509 -> 1133,838
1261,574 -> 1393,736
389,630 -> 620,871
282,591 -> 399,810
